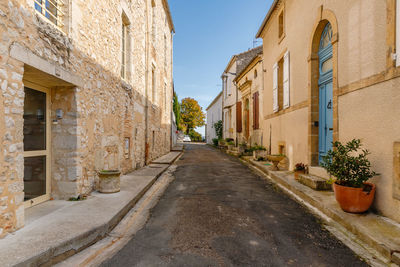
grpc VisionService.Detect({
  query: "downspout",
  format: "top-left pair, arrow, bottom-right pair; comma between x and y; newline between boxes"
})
144,0 -> 150,164
170,31 -> 174,150
261,57 -> 265,147
234,78 -> 238,146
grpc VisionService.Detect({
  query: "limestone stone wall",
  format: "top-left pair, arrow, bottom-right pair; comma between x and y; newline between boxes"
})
0,0 -> 174,238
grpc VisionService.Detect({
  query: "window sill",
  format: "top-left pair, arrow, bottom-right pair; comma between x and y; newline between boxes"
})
278,32 -> 286,45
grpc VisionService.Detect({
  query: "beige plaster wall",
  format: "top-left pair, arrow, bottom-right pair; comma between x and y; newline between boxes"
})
339,78 -> 400,222
262,108 -> 308,171
261,0 -> 387,116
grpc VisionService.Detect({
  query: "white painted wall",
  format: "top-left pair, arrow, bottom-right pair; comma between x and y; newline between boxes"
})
206,93 -> 222,144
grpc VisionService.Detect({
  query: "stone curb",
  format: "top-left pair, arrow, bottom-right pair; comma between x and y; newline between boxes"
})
239,156 -> 400,266
6,151 -> 182,267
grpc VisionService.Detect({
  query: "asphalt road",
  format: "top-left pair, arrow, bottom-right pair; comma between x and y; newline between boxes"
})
102,144 -> 366,267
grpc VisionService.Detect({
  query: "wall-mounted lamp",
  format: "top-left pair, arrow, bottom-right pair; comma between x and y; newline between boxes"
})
56,109 -> 64,120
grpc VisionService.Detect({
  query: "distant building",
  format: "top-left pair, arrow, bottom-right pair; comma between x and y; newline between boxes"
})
234,49 -> 263,147
221,46 -> 263,143
206,92 -> 222,144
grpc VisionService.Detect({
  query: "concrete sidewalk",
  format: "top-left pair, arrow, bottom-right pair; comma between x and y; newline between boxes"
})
241,156 -> 400,266
0,152 -> 181,267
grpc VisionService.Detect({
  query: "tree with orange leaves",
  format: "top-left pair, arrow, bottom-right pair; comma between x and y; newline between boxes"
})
180,97 -> 205,134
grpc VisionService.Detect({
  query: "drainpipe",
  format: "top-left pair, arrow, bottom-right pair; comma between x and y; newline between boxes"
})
234,79 -> 238,146
144,0 -> 150,164
261,57 -> 265,147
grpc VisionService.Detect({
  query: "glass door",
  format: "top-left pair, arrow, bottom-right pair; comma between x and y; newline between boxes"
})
23,81 -> 51,208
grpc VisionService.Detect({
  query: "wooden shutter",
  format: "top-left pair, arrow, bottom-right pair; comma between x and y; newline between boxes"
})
253,92 -> 259,130
283,51 -> 290,109
273,62 -> 279,112
236,101 -> 242,133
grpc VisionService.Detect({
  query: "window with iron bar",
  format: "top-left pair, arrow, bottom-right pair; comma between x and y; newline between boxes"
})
121,22 -> 128,79
34,0 -> 65,29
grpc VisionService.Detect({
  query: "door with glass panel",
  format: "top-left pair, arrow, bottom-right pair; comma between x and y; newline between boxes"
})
23,82 -> 51,208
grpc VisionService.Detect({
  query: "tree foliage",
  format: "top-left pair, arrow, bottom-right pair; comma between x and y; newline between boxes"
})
321,139 -> 378,188
188,129 -> 202,142
214,120 -> 223,140
173,92 -> 182,130
180,97 -> 205,133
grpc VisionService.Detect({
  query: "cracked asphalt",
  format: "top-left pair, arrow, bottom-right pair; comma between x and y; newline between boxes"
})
101,144 -> 366,267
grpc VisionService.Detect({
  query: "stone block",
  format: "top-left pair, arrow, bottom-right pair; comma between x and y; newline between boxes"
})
15,205 -> 24,229
297,174 -> 332,191
57,181 -> 78,196
53,135 -> 78,150
8,181 -> 23,193
14,192 -> 24,205
67,166 -> 82,181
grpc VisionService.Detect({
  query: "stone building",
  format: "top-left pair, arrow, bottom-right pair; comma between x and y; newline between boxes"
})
0,0 -> 174,237
234,48 -> 263,147
221,46 -> 263,143
256,0 -> 400,222
205,91 -> 222,144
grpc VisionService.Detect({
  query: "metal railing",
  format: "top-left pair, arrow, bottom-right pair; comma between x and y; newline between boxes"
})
34,0 -> 65,29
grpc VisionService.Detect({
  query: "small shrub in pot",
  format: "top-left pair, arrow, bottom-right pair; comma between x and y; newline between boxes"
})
321,139 -> 378,213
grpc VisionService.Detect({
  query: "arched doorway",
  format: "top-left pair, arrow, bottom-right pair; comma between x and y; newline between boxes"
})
318,23 -> 333,163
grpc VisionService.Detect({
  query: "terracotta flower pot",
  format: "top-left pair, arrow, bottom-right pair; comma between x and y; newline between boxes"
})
333,182 -> 376,213
294,170 -> 305,180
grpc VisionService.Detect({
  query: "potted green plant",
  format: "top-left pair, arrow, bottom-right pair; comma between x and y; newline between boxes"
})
266,154 -> 286,171
321,139 -> 378,213
212,138 -> 219,147
252,144 -> 267,160
294,163 -> 306,180
98,170 -> 121,193
227,140 -> 235,151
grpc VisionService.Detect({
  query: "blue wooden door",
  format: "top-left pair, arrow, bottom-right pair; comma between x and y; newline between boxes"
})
318,23 -> 333,164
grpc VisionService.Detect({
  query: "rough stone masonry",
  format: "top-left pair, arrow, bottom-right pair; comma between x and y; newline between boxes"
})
0,0 -> 174,238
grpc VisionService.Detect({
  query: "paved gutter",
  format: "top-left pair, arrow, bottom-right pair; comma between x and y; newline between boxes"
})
0,152 -> 181,267
239,156 -> 400,266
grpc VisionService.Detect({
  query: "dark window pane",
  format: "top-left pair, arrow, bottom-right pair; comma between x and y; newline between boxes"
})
24,156 -> 46,201
24,87 -> 46,151
35,1 -> 42,13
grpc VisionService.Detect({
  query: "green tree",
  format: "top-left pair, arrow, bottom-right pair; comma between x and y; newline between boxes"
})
180,97 -> 205,134
173,92 -> 181,130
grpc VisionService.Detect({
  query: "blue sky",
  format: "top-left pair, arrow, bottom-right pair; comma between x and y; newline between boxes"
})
169,0 -> 273,136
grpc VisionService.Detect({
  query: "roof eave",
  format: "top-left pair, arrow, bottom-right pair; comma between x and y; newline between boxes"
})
206,91 -> 223,111
162,0 -> 175,33
255,0 -> 279,38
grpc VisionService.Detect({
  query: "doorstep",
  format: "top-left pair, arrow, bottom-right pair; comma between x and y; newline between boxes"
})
171,143 -> 184,152
0,151 -> 181,267
241,156 -> 400,266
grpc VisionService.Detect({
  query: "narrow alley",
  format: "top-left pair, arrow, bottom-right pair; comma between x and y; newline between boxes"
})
102,144 -> 366,266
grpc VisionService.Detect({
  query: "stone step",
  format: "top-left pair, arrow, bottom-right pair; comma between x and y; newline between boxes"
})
297,173 -> 332,191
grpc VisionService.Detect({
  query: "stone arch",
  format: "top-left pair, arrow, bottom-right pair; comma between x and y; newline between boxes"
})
308,8 -> 339,166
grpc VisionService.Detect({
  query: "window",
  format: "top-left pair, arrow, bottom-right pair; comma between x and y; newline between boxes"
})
151,0 -> 156,44
164,35 -> 167,71
397,0 -> 400,67
34,0 -> 64,29
273,51 -> 290,112
278,9 -> 285,40
151,67 -> 156,103
164,82 -> 167,113
121,22 -> 128,79
254,69 -> 258,79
